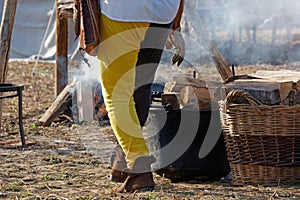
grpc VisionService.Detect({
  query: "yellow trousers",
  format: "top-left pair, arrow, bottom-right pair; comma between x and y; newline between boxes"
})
97,14 -> 150,168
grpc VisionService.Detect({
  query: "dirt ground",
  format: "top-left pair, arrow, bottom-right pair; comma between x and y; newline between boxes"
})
0,61 -> 300,200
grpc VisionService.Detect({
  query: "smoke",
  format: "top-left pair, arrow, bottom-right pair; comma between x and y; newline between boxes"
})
179,0 -> 300,65
69,55 -> 100,123
70,55 -> 100,83
69,0 -> 300,89
69,0 -> 300,114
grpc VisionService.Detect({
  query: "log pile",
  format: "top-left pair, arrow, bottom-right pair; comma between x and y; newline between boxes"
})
217,70 -> 300,106
251,69 -> 300,105
160,43 -> 231,111
161,68 -> 300,111
162,76 -> 222,110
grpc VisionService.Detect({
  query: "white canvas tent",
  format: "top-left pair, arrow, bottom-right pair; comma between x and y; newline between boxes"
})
2,0 -> 207,63
0,0 -> 80,61
2,0 -> 300,64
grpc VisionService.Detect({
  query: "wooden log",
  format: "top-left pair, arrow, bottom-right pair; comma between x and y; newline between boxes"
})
180,86 -> 211,102
163,75 -> 222,109
219,79 -> 293,105
161,93 -> 180,110
250,69 -> 300,91
55,0 -> 69,97
39,79 -> 76,126
210,42 -> 233,82
179,86 -> 212,110
283,89 -> 300,106
164,76 -> 207,93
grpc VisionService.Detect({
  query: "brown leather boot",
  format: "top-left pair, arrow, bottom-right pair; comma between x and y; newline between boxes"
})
113,155 -> 156,193
110,144 -> 128,182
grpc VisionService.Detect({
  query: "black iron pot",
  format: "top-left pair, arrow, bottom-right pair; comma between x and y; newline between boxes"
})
146,105 -> 230,182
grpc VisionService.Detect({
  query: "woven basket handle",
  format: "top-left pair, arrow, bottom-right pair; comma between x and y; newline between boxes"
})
224,90 -> 264,115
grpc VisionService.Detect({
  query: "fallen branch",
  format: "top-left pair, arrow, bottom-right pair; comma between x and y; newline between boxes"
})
39,79 -> 76,126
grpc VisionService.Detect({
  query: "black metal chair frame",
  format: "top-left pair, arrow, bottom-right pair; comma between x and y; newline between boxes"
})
0,83 -> 25,147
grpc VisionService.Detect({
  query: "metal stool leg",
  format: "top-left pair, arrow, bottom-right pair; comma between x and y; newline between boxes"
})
17,87 -> 26,147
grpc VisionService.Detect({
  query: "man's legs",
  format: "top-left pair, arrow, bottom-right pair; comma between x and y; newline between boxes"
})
98,15 -> 159,192
98,15 -> 172,192
134,23 -> 172,127
109,23 -> 172,184
98,14 -> 150,168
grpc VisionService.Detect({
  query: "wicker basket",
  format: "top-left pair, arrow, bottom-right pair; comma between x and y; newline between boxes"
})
219,90 -> 300,186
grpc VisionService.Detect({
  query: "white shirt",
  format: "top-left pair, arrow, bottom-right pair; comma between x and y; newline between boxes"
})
99,0 -> 181,24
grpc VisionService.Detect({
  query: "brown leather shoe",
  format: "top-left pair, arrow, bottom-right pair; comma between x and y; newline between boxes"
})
110,144 -> 128,182
113,155 -> 156,193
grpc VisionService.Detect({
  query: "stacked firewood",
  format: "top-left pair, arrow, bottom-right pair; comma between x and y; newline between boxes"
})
218,70 -> 300,106
161,69 -> 300,110
162,76 -> 222,110
160,43 -> 231,110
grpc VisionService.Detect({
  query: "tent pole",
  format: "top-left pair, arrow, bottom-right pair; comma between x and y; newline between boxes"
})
0,0 -> 18,129
0,0 -> 18,83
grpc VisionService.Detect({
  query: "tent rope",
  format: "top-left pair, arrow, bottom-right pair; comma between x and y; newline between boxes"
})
32,1 -> 56,76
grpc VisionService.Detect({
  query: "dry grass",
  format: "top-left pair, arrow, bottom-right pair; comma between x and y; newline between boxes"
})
0,61 -> 299,199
